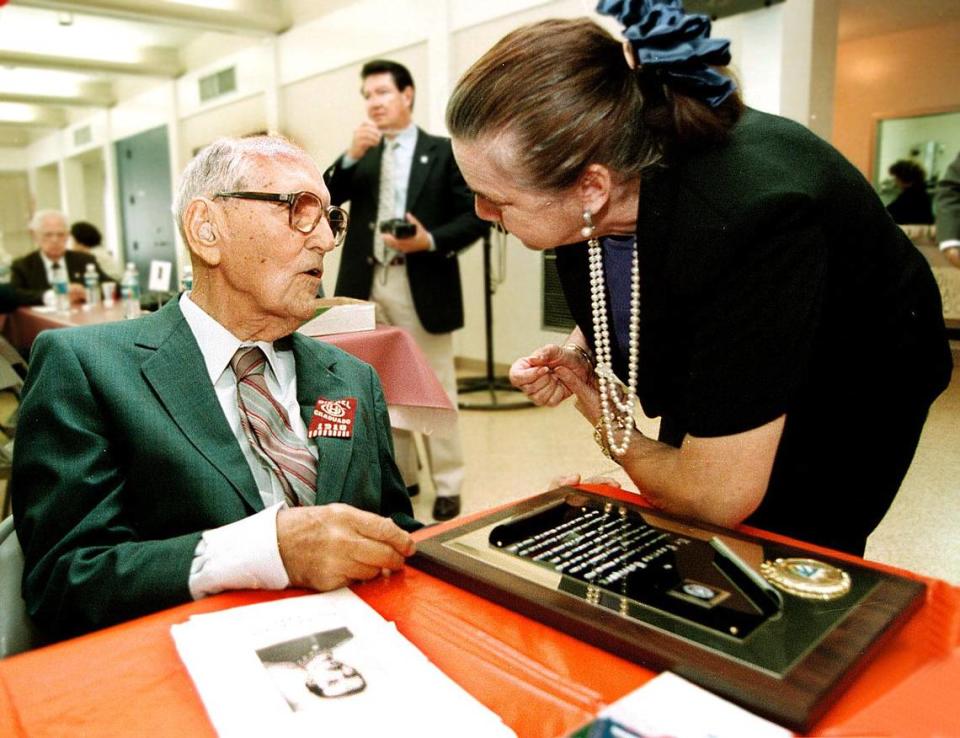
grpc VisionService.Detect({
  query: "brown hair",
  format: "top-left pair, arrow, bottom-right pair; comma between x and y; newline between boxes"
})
889,159 -> 926,188
446,17 -> 743,192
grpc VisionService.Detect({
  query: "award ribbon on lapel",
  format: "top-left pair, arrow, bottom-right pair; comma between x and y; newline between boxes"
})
308,397 -> 357,439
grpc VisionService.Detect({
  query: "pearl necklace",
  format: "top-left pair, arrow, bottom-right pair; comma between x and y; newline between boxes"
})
584,212 -> 641,457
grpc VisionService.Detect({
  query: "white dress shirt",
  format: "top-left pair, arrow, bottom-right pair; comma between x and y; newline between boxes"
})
180,292 -> 318,599
39,252 -> 65,306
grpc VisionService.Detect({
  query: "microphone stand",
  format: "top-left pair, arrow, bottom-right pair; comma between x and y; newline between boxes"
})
457,231 -> 532,410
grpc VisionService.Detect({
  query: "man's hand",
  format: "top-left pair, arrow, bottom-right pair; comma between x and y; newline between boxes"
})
276,504 -> 416,592
945,246 -> 960,269
382,213 -> 431,253
548,472 -> 623,489
509,343 -> 595,407
68,283 -> 87,305
347,120 -> 382,160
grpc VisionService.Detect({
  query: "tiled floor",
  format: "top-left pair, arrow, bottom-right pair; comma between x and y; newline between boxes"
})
412,367 -> 960,584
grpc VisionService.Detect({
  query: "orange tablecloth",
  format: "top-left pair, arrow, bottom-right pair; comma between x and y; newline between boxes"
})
3,306 -> 454,434
1,485 -> 957,738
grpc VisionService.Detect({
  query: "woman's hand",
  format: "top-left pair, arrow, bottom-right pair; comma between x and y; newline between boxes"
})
509,343 -> 595,406
552,359 -> 603,422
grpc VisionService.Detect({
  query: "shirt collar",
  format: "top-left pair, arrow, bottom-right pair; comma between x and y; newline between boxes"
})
389,122 -> 418,151
40,251 -> 62,269
179,292 -> 288,385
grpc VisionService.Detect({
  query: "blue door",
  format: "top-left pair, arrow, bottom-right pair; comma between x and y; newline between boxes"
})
115,125 -> 176,294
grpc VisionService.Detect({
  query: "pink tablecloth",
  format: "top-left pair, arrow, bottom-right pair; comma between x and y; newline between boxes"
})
320,326 -> 456,434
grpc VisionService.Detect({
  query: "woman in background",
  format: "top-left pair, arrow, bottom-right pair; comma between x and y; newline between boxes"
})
69,221 -> 121,281
446,0 -> 951,554
886,159 -> 934,225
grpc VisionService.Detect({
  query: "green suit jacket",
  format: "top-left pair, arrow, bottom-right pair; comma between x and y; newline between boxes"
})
12,300 -> 419,639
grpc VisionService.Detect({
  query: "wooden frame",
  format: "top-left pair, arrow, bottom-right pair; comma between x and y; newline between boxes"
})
411,488 -> 925,733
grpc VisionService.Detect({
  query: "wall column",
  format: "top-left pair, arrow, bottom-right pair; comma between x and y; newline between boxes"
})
718,0 -> 838,141
427,0 -> 452,133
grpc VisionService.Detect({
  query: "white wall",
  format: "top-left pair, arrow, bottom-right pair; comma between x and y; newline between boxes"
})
0,147 -> 27,171
715,0 -> 837,139
0,171 -> 32,257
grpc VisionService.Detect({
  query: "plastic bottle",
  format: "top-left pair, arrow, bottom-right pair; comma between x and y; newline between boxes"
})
180,264 -> 193,293
84,262 -> 100,306
51,262 -> 70,313
121,262 -> 141,319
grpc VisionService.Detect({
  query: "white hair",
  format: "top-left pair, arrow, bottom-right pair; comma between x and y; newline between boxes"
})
29,209 -> 67,231
172,135 -> 310,243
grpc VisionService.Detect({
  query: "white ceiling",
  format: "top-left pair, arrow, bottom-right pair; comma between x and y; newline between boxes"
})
0,0 -> 957,149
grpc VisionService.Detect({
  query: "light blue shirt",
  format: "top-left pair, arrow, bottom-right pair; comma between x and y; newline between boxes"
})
341,122 -> 418,214
386,123 -> 417,217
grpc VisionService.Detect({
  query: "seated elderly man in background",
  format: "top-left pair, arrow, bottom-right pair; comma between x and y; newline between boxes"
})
12,135 -> 420,641
11,209 -> 110,306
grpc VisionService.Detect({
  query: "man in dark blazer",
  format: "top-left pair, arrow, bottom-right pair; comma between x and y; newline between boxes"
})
936,151 -> 960,269
325,59 -> 487,521
12,136 -> 419,641
12,210 -> 111,306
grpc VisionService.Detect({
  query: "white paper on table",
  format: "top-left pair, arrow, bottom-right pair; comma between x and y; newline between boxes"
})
600,672 -> 793,738
148,260 -> 173,292
171,590 -> 514,738
297,299 -> 375,336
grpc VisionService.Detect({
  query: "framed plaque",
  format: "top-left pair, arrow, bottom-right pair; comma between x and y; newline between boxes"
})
410,488 -> 925,733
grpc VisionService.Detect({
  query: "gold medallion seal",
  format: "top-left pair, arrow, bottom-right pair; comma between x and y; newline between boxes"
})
759,558 -> 851,600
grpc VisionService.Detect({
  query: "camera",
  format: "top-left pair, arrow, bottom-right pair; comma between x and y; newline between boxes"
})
378,218 -> 416,239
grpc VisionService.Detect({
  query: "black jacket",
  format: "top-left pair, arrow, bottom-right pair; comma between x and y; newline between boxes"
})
11,250 -> 111,305
325,129 -> 488,334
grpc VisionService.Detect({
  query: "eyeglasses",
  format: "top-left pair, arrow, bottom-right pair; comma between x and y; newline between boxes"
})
214,191 -> 348,245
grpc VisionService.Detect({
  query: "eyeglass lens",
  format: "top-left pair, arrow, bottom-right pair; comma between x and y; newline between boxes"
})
325,207 -> 347,244
291,192 -> 322,233
291,193 -> 347,243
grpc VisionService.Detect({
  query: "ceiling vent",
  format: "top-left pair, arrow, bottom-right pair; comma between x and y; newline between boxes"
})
198,66 -> 237,103
73,125 -> 92,147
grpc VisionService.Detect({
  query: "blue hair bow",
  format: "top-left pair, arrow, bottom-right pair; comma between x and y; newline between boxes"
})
596,0 -> 736,108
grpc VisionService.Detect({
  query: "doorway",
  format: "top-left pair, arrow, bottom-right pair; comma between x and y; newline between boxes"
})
115,125 -> 176,292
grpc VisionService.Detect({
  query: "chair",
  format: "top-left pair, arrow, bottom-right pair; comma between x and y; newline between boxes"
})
0,335 -> 27,378
0,337 -> 24,440
0,515 -> 38,658
0,439 -> 12,519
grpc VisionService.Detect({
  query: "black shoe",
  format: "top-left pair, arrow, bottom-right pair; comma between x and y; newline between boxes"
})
432,495 -> 461,521
406,484 -> 420,497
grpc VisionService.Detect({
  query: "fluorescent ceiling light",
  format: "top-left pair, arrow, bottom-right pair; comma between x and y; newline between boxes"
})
0,6 -> 185,64
165,0 -> 240,9
0,68 -> 93,97
0,102 -> 43,122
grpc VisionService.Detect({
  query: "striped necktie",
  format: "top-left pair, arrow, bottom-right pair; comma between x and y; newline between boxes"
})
373,139 -> 398,266
231,346 -> 317,507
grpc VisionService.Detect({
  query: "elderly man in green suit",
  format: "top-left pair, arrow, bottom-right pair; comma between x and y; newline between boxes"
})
12,136 -> 420,641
